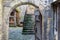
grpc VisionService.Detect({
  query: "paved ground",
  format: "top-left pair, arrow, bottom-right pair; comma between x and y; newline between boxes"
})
9,27 -> 35,40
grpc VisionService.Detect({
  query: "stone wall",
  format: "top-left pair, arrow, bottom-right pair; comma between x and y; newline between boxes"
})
0,0 -> 3,40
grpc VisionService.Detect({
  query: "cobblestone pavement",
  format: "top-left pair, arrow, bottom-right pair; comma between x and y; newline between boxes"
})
9,27 -> 35,40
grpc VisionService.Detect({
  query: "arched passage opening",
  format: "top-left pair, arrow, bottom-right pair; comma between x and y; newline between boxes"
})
8,2 -> 42,40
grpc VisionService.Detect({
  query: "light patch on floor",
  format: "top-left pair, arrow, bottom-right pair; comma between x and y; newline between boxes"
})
9,27 -> 35,40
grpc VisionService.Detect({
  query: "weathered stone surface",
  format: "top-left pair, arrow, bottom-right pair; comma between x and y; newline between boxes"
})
2,0 -> 54,40
0,0 -> 3,40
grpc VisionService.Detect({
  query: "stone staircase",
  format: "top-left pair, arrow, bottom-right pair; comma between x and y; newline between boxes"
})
22,14 -> 35,35
22,26 -> 35,35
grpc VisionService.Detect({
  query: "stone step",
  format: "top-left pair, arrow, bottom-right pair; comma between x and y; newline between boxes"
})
23,30 -> 34,32
22,32 -> 35,35
24,26 -> 32,27
22,29 -> 34,35
23,26 -> 34,27
23,28 -> 34,30
23,27 -> 34,30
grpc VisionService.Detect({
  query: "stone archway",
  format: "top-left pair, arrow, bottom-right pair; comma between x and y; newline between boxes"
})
3,1 -> 43,40
9,2 -> 39,15
9,2 -> 42,40
1,0 -> 55,40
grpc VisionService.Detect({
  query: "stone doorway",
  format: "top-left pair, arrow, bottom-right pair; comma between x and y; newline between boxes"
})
8,4 -> 42,40
2,0 -> 44,39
